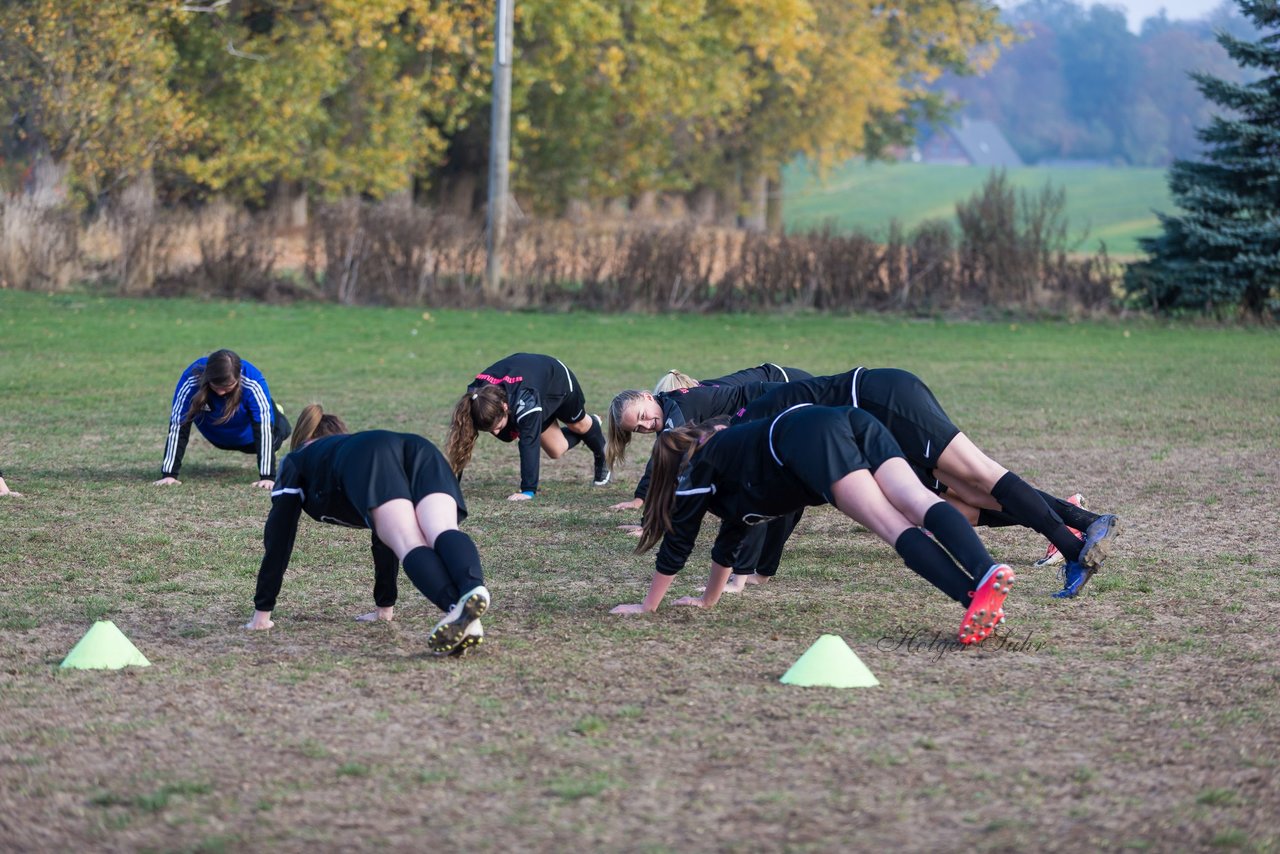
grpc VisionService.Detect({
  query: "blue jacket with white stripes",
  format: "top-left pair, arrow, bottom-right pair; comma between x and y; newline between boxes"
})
160,357 -> 280,479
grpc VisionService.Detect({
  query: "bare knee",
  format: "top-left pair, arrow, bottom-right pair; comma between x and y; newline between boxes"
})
936,433 -> 1007,493
566,414 -> 594,434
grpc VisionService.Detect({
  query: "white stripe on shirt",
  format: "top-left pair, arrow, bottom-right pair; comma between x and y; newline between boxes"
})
243,377 -> 273,477
162,376 -> 199,474
850,366 -> 866,408
767,403 -> 813,466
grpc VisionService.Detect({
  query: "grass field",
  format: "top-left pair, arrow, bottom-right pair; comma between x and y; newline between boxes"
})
2,290 -> 1278,851
782,161 -> 1174,257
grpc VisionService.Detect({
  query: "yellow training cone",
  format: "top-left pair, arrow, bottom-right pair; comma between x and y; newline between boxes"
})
60,621 -> 152,670
780,634 -> 878,688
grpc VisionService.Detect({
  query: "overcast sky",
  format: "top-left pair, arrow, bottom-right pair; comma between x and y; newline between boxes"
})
1002,0 -> 1230,31
1117,0 -> 1226,28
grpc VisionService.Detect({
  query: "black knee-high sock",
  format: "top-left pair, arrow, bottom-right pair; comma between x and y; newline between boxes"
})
434,530 -> 485,594
1036,489 -> 1100,530
894,528 -> 972,605
976,508 -> 1021,528
991,472 -> 1083,562
580,415 -> 607,461
561,426 -> 583,451
402,546 -> 457,612
923,502 -> 996,578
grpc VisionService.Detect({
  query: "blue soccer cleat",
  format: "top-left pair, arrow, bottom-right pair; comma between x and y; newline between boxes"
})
1078,514 -> 1120,572
1052,560 -> 1092,599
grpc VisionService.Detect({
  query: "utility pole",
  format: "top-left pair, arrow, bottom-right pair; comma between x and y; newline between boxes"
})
484,0 -> 514,300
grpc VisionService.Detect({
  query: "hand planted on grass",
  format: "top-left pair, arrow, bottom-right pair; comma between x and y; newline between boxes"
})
610,498 -> 643,511
507,492 -> 533,501
673,596 -> 709,608
615,524 -> 642,537
609,603 -> 649,615
153,477 -> 181,486
245,611 -> 274,630
355,607 -> 394,623
251,479 -> 275,490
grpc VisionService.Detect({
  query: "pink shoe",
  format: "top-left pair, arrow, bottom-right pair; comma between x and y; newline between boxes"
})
960,565 -> 1015,645
1034,493 -> 1085,568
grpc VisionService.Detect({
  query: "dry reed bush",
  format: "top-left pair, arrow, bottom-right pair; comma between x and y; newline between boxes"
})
307,199 -> 486,307
0,186 -> 1118,314
100,176 -> 181,294
154,208 -> 306,302
953,170 -> 1115,314
0,195 -> 80,291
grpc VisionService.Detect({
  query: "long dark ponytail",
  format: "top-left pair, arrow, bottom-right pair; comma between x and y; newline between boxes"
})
444,384 -> 508,477
635,423 -> 719,554
183,349 -> 243,427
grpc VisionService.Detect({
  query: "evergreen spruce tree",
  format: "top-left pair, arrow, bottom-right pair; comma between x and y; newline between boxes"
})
1126,1 -> 1279,317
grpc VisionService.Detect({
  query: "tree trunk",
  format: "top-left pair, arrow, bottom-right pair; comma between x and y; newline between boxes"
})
766,175 -> 784,233
689,186 -> 717,225
270,180 -> 308,229
743,172 -> 768,232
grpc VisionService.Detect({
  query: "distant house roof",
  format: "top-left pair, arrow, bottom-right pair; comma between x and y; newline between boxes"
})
917,118 -> 1024,168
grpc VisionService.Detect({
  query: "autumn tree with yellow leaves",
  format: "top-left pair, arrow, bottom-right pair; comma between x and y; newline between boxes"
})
1,0 -> 1007,216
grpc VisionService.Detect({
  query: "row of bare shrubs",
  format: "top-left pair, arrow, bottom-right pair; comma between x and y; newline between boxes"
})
1,176 -> 1117,315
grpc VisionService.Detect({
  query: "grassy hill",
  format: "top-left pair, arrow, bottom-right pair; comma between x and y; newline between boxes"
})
781,160 -> 1175,257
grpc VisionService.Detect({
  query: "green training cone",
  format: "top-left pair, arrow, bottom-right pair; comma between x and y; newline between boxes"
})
60,620 -> 152,670
780,634 -> 878,688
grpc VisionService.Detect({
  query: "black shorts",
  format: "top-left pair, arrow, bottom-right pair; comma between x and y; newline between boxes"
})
856,369 -> 960,479
769,406 -> 904,503
547,368 -> 588,426
332,431 -> 467,525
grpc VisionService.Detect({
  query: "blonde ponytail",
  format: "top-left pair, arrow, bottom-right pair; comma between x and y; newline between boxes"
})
291,403 -> 348,451
652,369 -> 699,394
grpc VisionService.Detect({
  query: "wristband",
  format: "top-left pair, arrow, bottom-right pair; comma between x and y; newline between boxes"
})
521,490 -> 536,498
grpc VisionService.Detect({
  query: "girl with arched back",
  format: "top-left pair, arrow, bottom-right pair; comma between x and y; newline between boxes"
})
248,404 -> 490,656
611,405 -> 1015,645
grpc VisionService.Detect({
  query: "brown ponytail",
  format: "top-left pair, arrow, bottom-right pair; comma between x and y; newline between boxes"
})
291,403 -> 348,451
652,370 -> 699,394
635,423 -> 717,554
183,349 -> 243,427
444,384 -> 507,477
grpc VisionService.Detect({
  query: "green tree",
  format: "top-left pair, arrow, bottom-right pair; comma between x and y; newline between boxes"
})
0,1 -> 197,202
1125,0 -> 1279,317
171,1 -> 489,202
495,0 -> 1008,215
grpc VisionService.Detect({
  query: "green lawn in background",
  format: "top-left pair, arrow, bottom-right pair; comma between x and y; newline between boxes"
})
781,160 -> 1174,257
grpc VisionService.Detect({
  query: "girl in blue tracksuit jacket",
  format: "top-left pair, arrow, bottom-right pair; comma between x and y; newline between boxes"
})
154,349 -> 290,489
